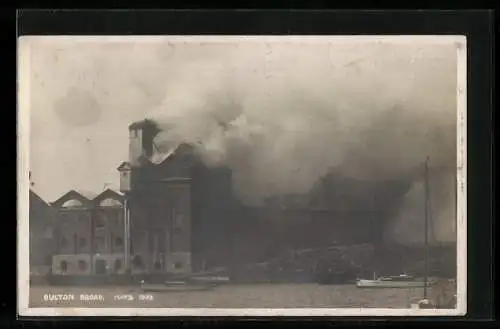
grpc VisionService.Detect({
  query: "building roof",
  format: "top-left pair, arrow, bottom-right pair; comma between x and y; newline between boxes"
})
51,188 -> 124,208
30,189 -> 57,222
73,189 -> 100,201
128,119 -> 159,130
117,161 -> 131,171
149,145 -> 179,164
30,189 -> 50,207
95,188 -> 124,198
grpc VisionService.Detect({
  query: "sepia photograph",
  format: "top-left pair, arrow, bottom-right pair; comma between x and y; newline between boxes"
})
17,35 -> 466,316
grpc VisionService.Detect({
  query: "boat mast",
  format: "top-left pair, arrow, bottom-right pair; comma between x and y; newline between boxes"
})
423,156 -> 430,299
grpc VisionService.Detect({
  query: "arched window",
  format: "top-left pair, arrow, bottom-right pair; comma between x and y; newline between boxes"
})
100,198 -> 123,207
60,260 -> 68,273
62,199 -> 84,208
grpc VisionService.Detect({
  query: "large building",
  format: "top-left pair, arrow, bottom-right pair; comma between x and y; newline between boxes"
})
118,119 -> 383,275
50,189 -> 125,276
118,120 -> 236,275
35,118 -> 455,281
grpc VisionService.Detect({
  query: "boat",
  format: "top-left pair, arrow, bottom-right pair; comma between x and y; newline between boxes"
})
188,276 -> 231,285
356,274 -> 432,288
357,157 -> 435,296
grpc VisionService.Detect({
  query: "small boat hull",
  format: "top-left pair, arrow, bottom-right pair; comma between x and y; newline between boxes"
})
356,279 -> 432,288
189,276 -> 231,285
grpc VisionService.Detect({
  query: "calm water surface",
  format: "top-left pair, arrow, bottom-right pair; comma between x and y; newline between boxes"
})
30,284 -> 433,308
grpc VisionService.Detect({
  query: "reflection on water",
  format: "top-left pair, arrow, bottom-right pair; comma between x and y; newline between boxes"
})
29,284 -> 454,309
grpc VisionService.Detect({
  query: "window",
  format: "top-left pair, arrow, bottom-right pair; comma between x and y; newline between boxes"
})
60,237 -> 68,247
79,237 -> 87,248
115,237 -> 124,247
78,260 -> 88,271
94,237 -> 106,253
73,234 -> 78,252
154,261 -> 162,270
100,198 -> 122,207
60,260 -> 68,273
174,262 -> 183,269
94,216 -> 105,229
132,255 -> 144,269
114,259 -> 122,272
62,199 -> 84,208
60,213 -> 70,226
115,213 -> 123,226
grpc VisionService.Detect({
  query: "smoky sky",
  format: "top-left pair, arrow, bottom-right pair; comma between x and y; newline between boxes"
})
25,37 -> 461,243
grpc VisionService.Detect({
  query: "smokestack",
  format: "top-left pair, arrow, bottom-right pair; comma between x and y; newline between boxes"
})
128,119 -> 160,166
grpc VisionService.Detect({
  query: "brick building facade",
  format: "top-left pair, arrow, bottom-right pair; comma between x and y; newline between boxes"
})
50,189 -> 125,276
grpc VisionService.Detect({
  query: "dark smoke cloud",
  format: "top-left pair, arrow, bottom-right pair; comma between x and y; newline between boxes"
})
147,40 -> 458,243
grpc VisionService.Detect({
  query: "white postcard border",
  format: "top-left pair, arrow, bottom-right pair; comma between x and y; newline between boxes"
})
17,35 -> 467,317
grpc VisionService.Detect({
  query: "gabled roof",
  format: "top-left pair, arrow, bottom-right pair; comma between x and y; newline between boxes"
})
73,189 -> 100,201
30,189 -> 51,208
51,189 -> 97,208
117,161 -> 131,171
29,189 -> 57,229
51,188 -> 124,209
150,145 -> 179,165
94,188 -> 125,204
147,143 -> 197,166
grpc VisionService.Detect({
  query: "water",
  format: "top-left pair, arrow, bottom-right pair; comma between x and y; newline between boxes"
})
29,284 -> 434,308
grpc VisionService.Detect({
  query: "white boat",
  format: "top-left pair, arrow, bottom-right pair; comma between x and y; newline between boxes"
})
356,274 -> 432,288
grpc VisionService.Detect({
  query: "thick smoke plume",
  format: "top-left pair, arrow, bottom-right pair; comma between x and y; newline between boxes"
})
147,40 -> 458,244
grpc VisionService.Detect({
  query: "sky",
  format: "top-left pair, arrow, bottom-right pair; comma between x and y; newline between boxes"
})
22,36 -> 462,208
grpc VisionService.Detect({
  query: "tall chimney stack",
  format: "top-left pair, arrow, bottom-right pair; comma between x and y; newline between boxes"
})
128,119 -> 160,167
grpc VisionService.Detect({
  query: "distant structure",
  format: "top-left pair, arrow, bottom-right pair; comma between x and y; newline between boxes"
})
29,189 -> 57,277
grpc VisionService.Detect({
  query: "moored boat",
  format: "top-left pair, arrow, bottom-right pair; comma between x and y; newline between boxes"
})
188,276 -> 231,285
356,274 -> 433,288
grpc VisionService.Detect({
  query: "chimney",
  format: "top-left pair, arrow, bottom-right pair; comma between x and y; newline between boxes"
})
128,119 -> 160,167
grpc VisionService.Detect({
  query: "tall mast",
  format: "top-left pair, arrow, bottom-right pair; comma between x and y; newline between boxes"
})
423,156 -> 430,299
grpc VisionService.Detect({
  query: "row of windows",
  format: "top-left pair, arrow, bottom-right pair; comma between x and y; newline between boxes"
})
61,198 -> 123,208
59,212 -> 123,228
59,259 -> 123,272
59,235 -> 124,250
58,257 -> 183,273
132,255 -> 183,270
